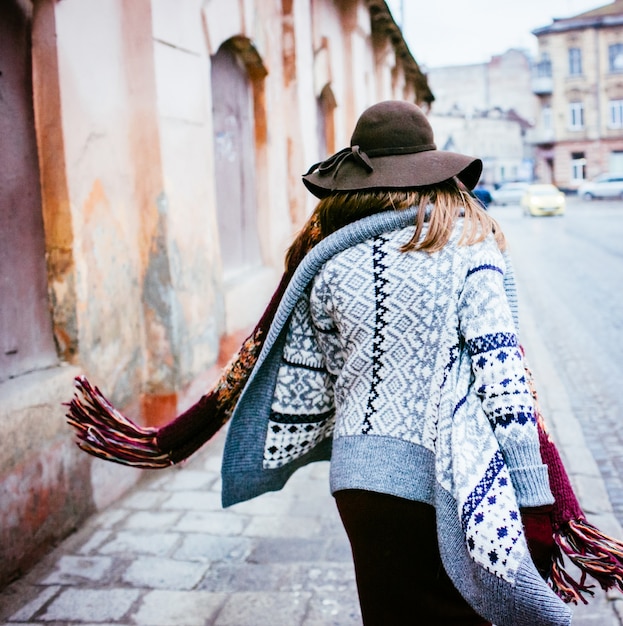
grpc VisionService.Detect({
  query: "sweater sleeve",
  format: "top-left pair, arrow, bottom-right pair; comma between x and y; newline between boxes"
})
458,240 -> 553,508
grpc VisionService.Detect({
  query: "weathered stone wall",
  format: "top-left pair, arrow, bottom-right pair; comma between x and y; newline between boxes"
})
0,0 -> 431,589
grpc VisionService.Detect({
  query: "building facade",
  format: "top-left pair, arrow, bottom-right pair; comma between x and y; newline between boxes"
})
425,49 -> 537,187
430,109 -> 533,187
530,0 -> 623,189
426,48 -> 538,125
0,0 -> 432,588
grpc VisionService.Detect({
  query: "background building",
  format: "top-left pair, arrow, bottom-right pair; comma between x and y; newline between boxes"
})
430,108 -> 533,187
426,48 -> 537,124
0,0 -> 432,589
426,49 -> 538,186
530,0 -> 623,189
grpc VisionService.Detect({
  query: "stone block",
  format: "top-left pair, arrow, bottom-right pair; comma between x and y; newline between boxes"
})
119,490 -> 169,510
41,555 -> 113,585
248,537 -> 330,563
39,588 -> 139,622
303,589 -> 362,626
243,515 -> 323,539
132,590 -> 226,626
214,591 -> 311,626
98,531 -> 179,556
174,534 -> 251,563
162,490 -> 222,511
152,469 -> 218,491
122,557 -> 208,590
175,510 -> 248,535
123,511 -> 183,530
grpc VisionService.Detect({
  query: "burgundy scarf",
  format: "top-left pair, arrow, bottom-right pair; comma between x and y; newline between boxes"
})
66,212 -> 623,605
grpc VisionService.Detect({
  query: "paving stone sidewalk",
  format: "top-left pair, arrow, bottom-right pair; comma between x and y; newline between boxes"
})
0,428 -> 362,626
1,300 -> 623,625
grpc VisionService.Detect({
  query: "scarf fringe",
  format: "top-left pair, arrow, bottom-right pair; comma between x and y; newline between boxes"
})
64,218 -> 322,468
65,376 -> 172,469
65,331 -> 266,468
551,518 -> 623,604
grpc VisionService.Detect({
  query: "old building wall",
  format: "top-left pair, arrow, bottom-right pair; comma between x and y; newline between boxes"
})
310,0 -> 351,149
53,0 -> 153,402
430,113 -> 527,185
532,4 -> 623,188
0,0 -> 431,589
488,49 -> 538,124
426,49 -> 537,124
149,0 -> 224,392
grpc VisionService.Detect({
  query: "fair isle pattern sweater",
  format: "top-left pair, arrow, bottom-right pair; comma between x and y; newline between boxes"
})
221,208 -> 571,626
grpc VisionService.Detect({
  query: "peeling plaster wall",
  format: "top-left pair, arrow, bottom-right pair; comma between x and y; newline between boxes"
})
1,0 -> 432,590
311,1 -> 350,145
55,0 -> 145,400
151,0 -> 223,388
53,0 -> 225,404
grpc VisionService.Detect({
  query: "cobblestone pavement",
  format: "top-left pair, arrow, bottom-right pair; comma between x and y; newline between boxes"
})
0,430 -> 363,626
1,198 -> 622,625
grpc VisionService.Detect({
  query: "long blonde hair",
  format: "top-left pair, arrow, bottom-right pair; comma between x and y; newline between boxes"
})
311,178 -> 505,253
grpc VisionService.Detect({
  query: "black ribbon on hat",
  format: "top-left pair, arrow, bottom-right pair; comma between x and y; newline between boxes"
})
305,142 -> 437,180
305,145 -> 373,180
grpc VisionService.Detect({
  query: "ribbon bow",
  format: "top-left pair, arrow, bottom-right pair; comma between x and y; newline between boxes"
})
305,144 -> 374,180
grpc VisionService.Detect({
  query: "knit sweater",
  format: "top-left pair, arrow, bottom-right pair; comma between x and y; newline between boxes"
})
221,208 -> 572,626
281,223 -> 551,506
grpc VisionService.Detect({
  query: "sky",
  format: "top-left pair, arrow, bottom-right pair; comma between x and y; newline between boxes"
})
385,0 -> 609,68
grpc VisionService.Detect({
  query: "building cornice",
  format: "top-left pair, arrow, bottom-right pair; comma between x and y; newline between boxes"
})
533,12 -> 623,36
365,0 -> 435,104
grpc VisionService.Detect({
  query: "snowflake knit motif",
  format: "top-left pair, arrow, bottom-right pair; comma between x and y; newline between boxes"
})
263,222 -> 550,585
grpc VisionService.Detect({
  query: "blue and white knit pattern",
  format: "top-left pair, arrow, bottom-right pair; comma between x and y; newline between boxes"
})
223,208 -> 571,626
310,229 -> 460,449
265,222 -> 551,583
264,296 -> 336,468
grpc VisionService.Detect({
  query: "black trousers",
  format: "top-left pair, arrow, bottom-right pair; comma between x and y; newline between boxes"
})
335,489 -> 491,626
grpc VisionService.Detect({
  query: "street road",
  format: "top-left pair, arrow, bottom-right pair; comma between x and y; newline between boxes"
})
490,196 -> 623,526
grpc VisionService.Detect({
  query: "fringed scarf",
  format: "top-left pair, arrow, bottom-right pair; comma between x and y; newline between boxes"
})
66,209 -> 623,605
523,359 -> 623,603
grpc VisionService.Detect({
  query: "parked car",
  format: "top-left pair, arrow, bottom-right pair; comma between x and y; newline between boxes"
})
490,182 -> 530,206
521,184 -> 566,217
577,174 -> 623,200
472,184 -> 493,209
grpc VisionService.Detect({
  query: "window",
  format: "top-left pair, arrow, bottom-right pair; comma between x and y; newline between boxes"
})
542,106 -> 553,132
571,152 -> 586,183
568,48 -> 582,76
609,99 -> 623,128
609,151 -> 623,172
609,44 -> 623,72
536,53 -> 552,77
569,102 -> 584,129
317,84 -> 336,158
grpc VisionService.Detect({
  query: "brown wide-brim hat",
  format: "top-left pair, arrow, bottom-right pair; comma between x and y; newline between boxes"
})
303,100 -> 482,199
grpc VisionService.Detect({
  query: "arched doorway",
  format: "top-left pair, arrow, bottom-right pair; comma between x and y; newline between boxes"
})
211,40 -> 262,277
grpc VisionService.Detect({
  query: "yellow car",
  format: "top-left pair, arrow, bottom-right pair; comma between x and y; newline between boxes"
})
520,183 -> 566,216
